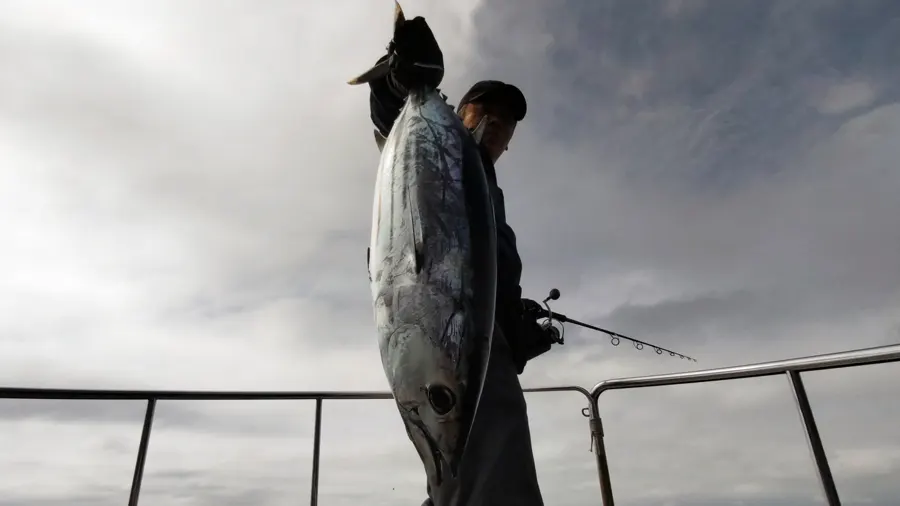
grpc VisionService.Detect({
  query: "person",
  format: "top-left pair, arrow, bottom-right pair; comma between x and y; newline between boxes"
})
360,14 -> 556,506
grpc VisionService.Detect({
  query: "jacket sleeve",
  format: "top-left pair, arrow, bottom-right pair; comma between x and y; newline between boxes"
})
491,185 -> 525,332
491,183 -> 554,374
497,217 -> 540,374
496,222 -> 524,308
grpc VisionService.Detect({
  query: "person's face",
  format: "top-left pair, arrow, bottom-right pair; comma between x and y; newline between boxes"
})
459,99 -> 518,164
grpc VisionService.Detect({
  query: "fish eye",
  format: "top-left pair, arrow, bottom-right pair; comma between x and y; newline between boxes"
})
426,384 -> 456,415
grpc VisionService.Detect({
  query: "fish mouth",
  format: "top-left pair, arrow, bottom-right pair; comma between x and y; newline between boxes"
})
407,417 -> 457,486
420,383 -> 462,485
428,431 -> 462,486
401,383 -> 465,487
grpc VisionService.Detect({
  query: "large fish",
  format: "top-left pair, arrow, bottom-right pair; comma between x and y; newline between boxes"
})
348,1 -> 497,487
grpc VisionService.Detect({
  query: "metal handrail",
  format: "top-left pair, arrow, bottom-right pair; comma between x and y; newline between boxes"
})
3,344 -> 898,506
0,384 -> 592,506
584,343 -> 900,506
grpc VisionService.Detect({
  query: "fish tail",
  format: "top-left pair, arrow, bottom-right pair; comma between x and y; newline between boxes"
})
347,1 -> 406,86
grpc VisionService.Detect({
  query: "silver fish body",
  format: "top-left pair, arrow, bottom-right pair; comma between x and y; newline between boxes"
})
367,85 -> 498,484
347,1 -> 498,485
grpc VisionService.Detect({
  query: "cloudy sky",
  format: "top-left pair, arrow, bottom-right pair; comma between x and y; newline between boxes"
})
1,0 -> 898,505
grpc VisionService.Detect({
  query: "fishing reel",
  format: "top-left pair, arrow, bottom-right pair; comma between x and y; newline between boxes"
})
526,288 -> 565,345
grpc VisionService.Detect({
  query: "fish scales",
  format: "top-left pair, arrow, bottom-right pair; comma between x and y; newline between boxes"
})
369,91 -> 497,483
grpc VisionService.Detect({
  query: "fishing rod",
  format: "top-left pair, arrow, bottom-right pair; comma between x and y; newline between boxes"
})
525,288 -> 698,362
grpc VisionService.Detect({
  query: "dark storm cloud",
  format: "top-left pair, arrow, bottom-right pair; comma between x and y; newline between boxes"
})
470,0 -> 900,188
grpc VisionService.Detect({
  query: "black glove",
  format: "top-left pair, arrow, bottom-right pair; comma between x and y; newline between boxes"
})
509,299 -> 557,374
520,298 -> 544,318
387,16 -> 444,92
511,318 -> 554,374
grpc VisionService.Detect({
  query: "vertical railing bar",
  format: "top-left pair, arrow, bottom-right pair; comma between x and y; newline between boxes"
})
128,398 -> 157,506
786,370 -> 841,506
589,397 -> 615,506
310,398 -> 323,506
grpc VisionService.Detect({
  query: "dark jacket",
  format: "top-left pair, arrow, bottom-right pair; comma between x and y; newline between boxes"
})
367,67 -> 531,367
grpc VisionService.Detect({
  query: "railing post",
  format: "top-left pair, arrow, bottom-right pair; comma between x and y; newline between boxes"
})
786,371 -> 841,506
128,398 -> 157,506
589,396 -> 615,506
310,398 -> 323,506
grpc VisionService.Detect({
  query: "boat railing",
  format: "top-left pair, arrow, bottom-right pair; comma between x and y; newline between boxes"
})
2,343 -> 898,506
0,383 -> 589,506
587,343 -> 900,506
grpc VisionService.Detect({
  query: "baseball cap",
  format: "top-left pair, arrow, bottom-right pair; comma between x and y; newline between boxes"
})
457,80 -> 527,121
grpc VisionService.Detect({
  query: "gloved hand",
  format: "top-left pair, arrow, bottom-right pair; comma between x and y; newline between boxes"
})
387,16 -> 444,92
520,298 -> 544,318
509,301 -> 558,374
512,319 -> 555,374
